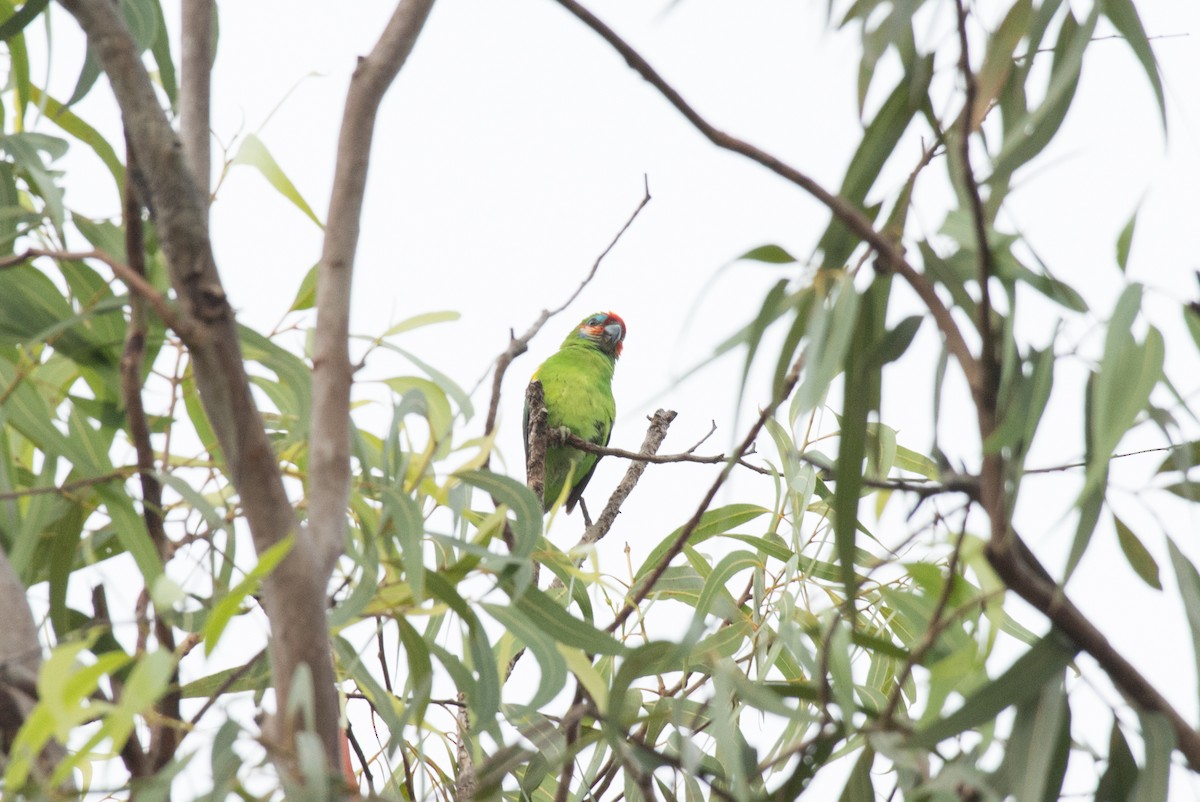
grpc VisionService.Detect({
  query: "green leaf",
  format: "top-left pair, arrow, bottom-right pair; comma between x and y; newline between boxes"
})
1083,287 -> 1162,501
396,617 -> 432,726
424,572 -> 500,724
180,651 -> 270,698
0,0 -> 48,41
870,315 -> 922,367
120,0 -> 159,53
736,244 -> 797,264
1096,720 -> 1138,802
287,264 -> 318,312
1155,441 -> 1200,475
1185,307 -> 1200,353
385,376 -> 453,443
383,310 -> 460,337
818,59 -> 932,269
458,469 -> 541,561
972,0 -> 1032,129
148,0 -> 177,108
232,133 -> 323,227
29,89 -> 125,203
514,585 -> 625,656
333,636 -> 407,750
635,504 -> 770,581
1114,516 -> 1161,590
912,632 -> 1078,748
695,550 -> 759,621
1101,0 -> 1166,129
1167,537 -> 1200,717
1131,711 -> 1173,802
992,5 -> 1098,180
795,273 -> 860,415
204,535 -> 294,655
1008,677 -> 1071,802
380,485 -> 426,599
66,48 -> 102,107
738,279 -> 788,414
827,617 -> 856,718
1116,206 -> 1138,272
483,601 -> 568,710
838,746 -> 874,801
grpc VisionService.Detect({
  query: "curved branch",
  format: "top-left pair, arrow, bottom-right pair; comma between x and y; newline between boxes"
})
179,0 -> 212,203
482,178 -> 651,446
56,0 -> 339,773
310,0 -> 436,576
550,0 -> 981,404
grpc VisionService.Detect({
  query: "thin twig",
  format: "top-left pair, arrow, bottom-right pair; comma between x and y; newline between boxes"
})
553,685 -> 586,802
547,409 -> 676,596
552,0 -> 981,404
122,133 -> 180,771
482,178 -> 652,446
954,0 -> 1002,522
0,248 -> 188,336
554,430 -> 979,499
1025,445 -> 1181,475
608,356 -> 805,634
0,468 -> 137,501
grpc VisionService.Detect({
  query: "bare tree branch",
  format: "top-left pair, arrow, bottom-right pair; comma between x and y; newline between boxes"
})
0,468 -> 137,501
0,248 -> 188,336
578,409 -> 675,547
953,0 -> 1002,524
310,0 -> 436,575
55,0 -> 339,773
986,537 -> 1200,768
0,547 -> 66,786
482,178 -> 651,446
180,0 -> 213,204
947,1 -> 1200,770
550,0 -> 982,406
120,136 -> 180,770
525,381 -> 549,506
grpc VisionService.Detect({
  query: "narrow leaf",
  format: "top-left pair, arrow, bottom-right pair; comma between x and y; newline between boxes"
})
1116,206 -> 1138,272
232,133 -> 323,227
1114,516 -> 1161,590
912,632 -> 1077,748
1101,0 -> 1166,128
1166,537 -> 1200,716
1131,711 -> 1173,802
737,244 -> 797,264
204,535 -> 294,655
1096,719 -> 1138,802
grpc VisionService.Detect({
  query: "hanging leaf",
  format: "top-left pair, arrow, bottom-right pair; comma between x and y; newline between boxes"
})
1114,516 -> 1161,590
232,133 -> 323,228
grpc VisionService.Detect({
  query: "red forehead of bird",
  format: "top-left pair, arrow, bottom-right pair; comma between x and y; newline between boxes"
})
602,312 -> 626,339
580,312 -> 625,336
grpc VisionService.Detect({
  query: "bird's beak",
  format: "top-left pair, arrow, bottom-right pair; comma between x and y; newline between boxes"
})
604,322 -> 623,344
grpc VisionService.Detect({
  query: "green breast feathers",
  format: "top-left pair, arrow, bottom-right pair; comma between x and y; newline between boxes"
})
525,311 -> 626,513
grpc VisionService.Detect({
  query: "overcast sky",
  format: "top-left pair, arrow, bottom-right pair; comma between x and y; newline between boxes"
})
35,0 -> 1200,796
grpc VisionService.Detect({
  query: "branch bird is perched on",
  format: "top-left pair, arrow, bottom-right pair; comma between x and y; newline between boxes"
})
525,311 -> 626,514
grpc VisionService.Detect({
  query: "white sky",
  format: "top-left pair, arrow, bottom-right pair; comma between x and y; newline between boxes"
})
26,0 -> 1200,797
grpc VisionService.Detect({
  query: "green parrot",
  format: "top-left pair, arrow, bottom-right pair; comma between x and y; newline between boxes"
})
525,311 -> 626,513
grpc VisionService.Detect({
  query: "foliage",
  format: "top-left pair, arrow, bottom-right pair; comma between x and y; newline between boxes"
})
0,0 -> 1195,800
